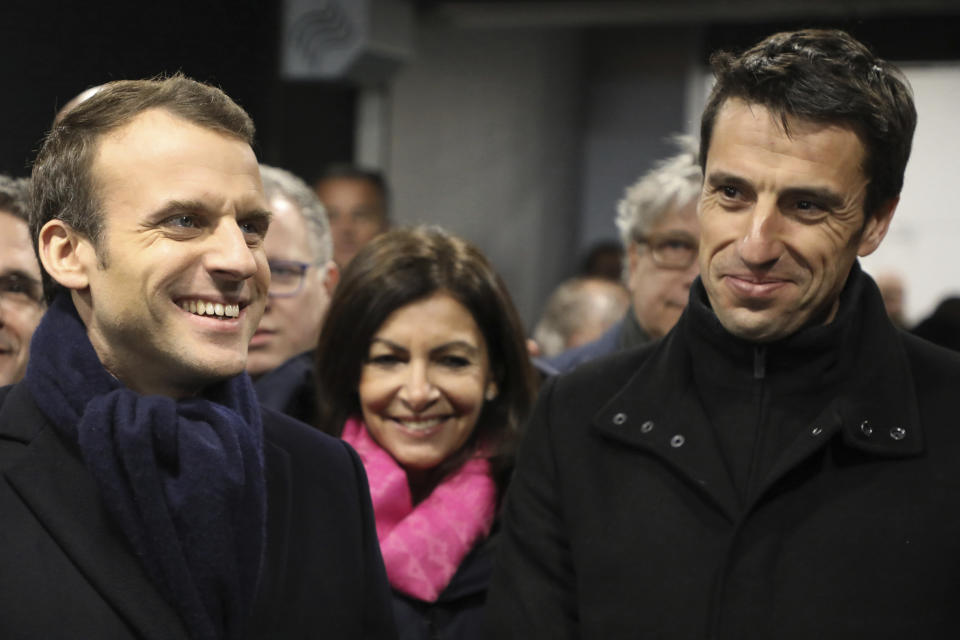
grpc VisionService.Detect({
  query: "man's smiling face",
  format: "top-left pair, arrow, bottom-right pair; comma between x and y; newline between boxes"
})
698,99 -> 895,343
72,108 -> 271,397
0,210 -> 44,385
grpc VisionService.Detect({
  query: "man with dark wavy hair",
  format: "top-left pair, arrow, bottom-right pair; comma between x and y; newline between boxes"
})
489,29 -> 960,638
0,75 -> 395,639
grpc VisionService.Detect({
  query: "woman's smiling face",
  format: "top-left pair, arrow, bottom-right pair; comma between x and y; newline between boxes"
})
358,291 -> 496,473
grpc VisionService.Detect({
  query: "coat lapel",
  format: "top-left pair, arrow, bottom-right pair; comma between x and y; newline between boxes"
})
751,332 -> 925,507
1,384 -> 187,640
592,331 -> 742,521
251,436 -> 293,616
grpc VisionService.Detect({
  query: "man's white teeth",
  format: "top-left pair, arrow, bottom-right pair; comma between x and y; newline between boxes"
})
180,300 -> 240,318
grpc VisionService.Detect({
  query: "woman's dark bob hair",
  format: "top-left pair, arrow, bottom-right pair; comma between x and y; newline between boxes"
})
314,226 -> 537,494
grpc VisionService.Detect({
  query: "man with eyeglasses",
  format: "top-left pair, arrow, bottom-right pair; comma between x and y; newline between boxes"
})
249,165 -> 339,425
545,138 -> 701,373
0,175 -> 44,386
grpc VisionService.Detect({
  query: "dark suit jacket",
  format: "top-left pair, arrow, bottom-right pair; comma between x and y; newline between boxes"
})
254,351 -> 319,427
0,382 -> 397,639
489,270 -> 960,638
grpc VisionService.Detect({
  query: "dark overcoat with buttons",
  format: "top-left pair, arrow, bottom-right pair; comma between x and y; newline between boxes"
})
0,382 -> 397,640
487,266 -> 960,639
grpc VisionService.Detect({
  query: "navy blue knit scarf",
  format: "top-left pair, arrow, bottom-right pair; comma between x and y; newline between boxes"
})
24,293 -> 266,640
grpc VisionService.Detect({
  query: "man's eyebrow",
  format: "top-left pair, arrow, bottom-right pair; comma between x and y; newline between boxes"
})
706,172 -> 846,209
779,186 -> 846,210
149,199 -> 209,218
239,207 -> 273,226
705,171 -> 752,190
655,230 -> 698,240
148,199 -> 273,224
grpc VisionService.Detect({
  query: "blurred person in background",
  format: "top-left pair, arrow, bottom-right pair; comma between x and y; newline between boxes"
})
315,226 -> 537,640
533,277 -> 630,358
314,164 -> 390,268
0,175 -> 44,386
250,165 -> 338,425
578,240 -> 624,282
546,138 -> 701,373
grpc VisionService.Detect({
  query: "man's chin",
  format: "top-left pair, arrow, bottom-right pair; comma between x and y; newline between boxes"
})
178,348 -> 251,388
715,308 -> 795,343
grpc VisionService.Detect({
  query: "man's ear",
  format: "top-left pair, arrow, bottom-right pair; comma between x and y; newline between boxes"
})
323,260 -> 340,295
38,219 -> 93,290
858,197 -> 898,258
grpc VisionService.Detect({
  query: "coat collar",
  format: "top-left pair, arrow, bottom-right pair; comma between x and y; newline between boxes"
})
0,383 -> 188,639
592,265 -> 923,521
250,430 -> 293,621
0,385 -> 297,637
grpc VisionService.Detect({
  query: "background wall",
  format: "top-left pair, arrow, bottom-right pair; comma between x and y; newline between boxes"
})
861,63 -> 960,324
0,1 -> 279,175
386,24 -> 583,325
576,26 -> 701,255
2,0 -> 959,329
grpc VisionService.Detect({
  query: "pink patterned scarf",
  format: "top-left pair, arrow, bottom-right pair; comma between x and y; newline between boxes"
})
341,416 -> 497,602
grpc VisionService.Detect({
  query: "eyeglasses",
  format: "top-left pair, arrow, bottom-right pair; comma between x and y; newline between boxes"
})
634,232 -> 699,269
267,260 -> 315,298
0,272 -> 43,308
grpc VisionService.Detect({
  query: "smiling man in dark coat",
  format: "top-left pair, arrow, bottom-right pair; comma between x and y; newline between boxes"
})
487,29 -> 960,639
0,76 -> 395,639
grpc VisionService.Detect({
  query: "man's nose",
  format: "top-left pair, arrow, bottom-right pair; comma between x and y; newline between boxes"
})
204,220 -> 260,281
737,199 -> 785,268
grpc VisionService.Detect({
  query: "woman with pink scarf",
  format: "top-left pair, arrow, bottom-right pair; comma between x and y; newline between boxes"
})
315,227 -> 537,639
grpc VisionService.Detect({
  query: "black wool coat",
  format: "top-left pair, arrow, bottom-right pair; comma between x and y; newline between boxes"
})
0,382 -> 397,640
392,530 -> 496,640
488,268 -> 960,639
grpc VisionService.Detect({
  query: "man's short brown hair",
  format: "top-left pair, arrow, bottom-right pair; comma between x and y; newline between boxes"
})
30,74 -> 255,302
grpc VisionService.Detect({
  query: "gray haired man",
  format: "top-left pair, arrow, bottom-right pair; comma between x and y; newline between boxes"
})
546,138 -> 701,372
249,165 -> 339,426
